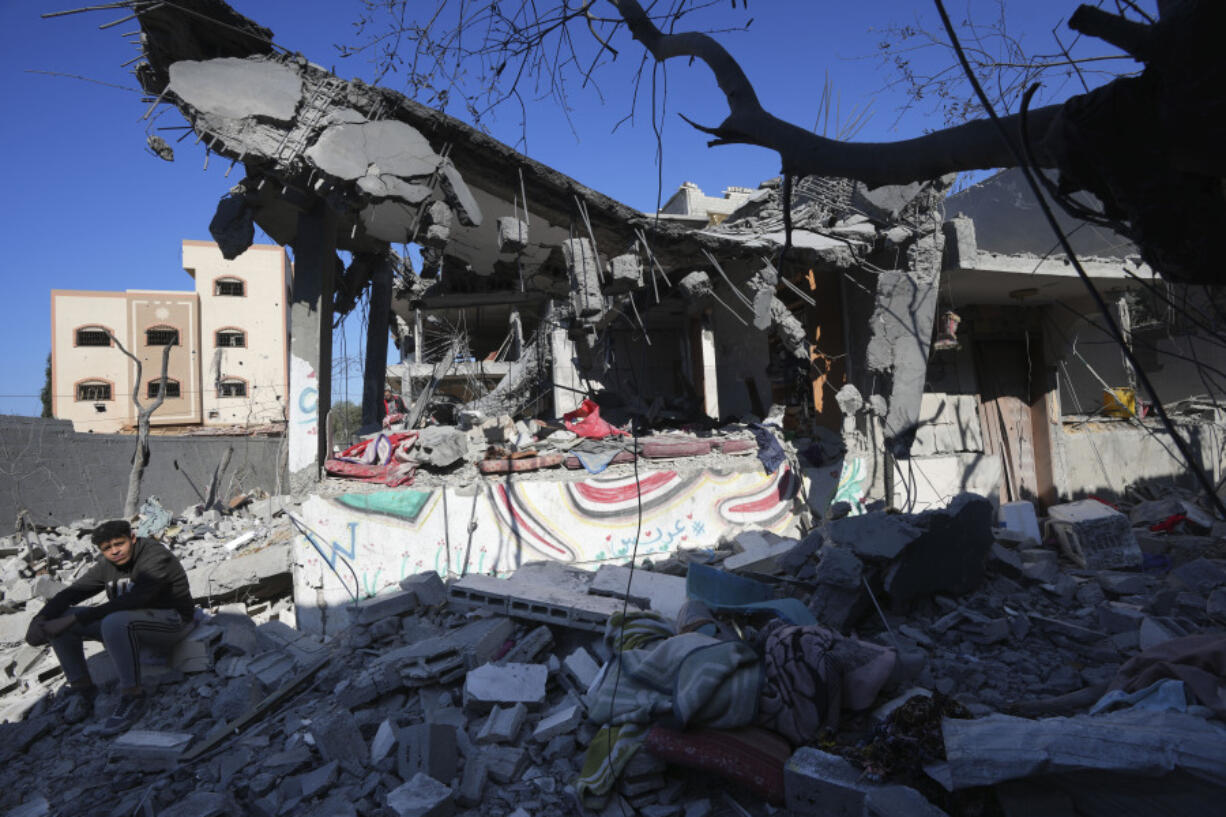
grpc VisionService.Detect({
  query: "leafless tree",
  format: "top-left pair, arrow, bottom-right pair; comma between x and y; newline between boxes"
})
107,331 -> 173,518
341,0 -> 1226,285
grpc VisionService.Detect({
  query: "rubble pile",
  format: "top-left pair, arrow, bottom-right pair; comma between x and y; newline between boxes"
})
322,408 -> 765,489
1,487 -> 1225,817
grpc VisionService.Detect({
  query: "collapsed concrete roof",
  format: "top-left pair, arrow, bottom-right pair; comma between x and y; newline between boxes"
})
120,0 -> 955,454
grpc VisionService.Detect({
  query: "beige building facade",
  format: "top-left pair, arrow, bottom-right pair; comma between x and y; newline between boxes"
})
51,240 -> 292,433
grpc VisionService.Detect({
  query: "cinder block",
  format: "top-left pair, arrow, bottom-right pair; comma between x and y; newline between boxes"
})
561,647 -> 601,693
108,730 -> 193,770
398,723 -> 459,784
386,773 -> 454,817
500,625 -> 553,664
532,703 -> 583,742
477,703 -> 527,744
463,663 -> 548,711
785,747 -> 872,817
354,589 -> 421,624
401,572 -> 448,607
483,744 -> 528,784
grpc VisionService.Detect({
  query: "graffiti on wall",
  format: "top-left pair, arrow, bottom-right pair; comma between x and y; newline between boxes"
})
294,465 -> 803,625
287,354 -> 318,473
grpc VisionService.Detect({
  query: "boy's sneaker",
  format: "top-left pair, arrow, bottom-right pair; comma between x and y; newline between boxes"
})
48,685 -> 98,724
99,692 -> 148,736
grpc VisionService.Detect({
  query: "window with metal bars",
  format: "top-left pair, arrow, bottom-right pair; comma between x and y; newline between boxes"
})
76,381 -> 111,401
216,329 -> 246,348
146,379 -> 181,399
145,326 -> 179,346
75,327 -> 111,347
215,278 -> 245,297
218,379 -> 247,398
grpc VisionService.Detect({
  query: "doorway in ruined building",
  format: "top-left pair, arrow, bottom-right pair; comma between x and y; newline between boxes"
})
973,331 -> 1057,509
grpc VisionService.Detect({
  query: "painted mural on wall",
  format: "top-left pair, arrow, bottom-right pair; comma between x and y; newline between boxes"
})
293,465 -> 802,628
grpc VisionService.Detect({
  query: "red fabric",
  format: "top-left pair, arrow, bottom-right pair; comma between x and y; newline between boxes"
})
1150,513 -> 1187,533
643,725 -> 788,804
324,458 -> 417,487
562,399 -> 629,439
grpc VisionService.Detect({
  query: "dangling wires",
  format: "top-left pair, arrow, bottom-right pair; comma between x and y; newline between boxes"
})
931,0 -> 1226,520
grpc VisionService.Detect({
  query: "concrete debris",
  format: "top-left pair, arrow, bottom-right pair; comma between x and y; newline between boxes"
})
2,436 -> 1224,817
463,663 -> 548,711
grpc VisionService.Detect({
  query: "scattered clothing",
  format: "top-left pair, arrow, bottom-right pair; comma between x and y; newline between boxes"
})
563,399 -> 629,439
1108,633 -> 1226,719
574,723 -> 649,808
1091,678 -> 1190,715
644,725 -> 789,804
749,423 -> 786,474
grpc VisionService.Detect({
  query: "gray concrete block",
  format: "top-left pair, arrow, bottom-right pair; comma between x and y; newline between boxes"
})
483,745 -> 528,784
865,784 -> 950,816
450,573 -> 624,633
785,747 -> 872,817
724,534 -> 799,574
563,238 -> 603,319
371,719 -> 397,765
354,589 -> 421,624
296,760 -> 339,799
561,647 -> 601,693
400,571 -> 448,607
448,616 -> 514,669
108,730 -> 193,770
497,217 -> 529,253
476,703 -> 527,744
464,663 -> 547,711
608,253 -> 644,292
311,708 -> 368,775
500,625 -> 553,664
457,755 -> 487,807
532,703 -> 583,742
398,723 -> 458,785
589,564 -> 687,622
387,773 -> 455,817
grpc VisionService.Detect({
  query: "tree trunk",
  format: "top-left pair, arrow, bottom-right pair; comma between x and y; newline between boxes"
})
109,332 -> 172,518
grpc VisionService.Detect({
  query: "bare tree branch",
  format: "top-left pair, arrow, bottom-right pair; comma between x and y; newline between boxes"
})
610,0 -> 1062,186
108,330 -> 172,517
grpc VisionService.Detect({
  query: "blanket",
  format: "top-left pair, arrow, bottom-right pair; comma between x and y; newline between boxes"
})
1109,633 -> 1226,719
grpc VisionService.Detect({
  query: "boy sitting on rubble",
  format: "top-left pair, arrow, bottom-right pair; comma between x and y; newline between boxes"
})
24,519 -> 196,734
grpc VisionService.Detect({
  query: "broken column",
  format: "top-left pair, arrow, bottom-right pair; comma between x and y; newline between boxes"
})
287,202 -> 338,493
864,218 -> 945,457
563,238 -> 603,322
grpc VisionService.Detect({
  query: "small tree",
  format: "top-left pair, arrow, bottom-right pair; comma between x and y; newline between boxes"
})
107,331 -> 173,518
40,353 -> 52,418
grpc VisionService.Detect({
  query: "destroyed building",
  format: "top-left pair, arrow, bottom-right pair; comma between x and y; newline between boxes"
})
3,2 -> 1226,817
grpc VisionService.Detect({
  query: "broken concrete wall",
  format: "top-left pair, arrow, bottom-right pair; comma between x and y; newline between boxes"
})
1055,420 -> 1224,501
0,415 -> 285,526
710,303 -> 772,420
864,229 -> 945,457
292,462 -> 803,634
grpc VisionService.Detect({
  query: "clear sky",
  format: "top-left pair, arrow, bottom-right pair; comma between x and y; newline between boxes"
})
0,0 -> 1133,417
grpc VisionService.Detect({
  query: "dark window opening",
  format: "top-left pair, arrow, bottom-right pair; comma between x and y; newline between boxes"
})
145,327 -> 179,346
216,329 -> 246,348
77,382 -> 111,401
147,380 -> 181,399
215,279 -> 245,297
76,328 -> 110,347
219,379 -> 247,398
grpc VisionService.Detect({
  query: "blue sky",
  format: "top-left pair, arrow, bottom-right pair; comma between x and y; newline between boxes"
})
0,1 -> 1133,416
